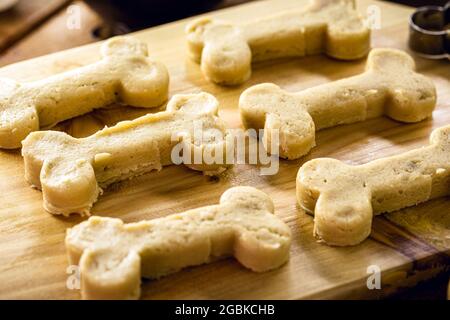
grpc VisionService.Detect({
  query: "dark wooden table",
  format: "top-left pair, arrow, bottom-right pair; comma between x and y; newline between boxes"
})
0,0 -> 448,299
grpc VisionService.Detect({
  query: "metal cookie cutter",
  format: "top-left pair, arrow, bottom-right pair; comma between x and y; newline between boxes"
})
409,1 -> 450,59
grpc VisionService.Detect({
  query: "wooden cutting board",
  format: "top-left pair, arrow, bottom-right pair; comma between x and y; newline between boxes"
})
0,0 -> 448,299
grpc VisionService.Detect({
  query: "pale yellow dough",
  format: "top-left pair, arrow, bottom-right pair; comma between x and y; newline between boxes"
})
22,93 -> 231,216
296,125 -> 450,246
239,48 -> 436,159
0,36 -> 169,149
66,186 -> 292,299
186,0 -> 370,85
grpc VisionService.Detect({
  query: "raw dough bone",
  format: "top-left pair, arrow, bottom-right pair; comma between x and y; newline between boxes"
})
186,0 -> 370,85
66,186 -> 292,300
0,36 -> 169,149
239,48 -> 436,159
22,92 -> 231,216
296,125 -> 450,246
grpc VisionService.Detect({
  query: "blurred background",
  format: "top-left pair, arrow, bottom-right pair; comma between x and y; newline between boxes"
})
0,0 -> 448,299
0,0 -> 447,67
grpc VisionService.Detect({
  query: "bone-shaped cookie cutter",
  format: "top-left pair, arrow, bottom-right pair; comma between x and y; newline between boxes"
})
186,0 -> 370,85
239,48 -> 436,159
0,36 -> 169,149
66,186 -> 292,299
22,92 -> 231,216
296,125 -> 450,246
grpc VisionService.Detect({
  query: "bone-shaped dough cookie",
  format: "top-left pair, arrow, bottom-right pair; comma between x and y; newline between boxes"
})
0,36 -> 169,149
296,125 -> 450,246
239,48 -> 436,159
186,0 -> 370,85
66,186 -> 291,299
22,92 -> 231,216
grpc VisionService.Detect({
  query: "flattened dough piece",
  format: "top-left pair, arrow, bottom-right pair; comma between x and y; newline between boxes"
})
0,36 -> 169,149
296,125 -> 450,246
240,48 -> 436,159
22,92 -> 231,216
66,186 -> 292,299
186,0 -> 370,85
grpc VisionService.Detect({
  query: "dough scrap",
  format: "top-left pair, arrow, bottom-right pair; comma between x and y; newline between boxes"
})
186,0 -> 370,85
0,36 -> 169,149
239,48 -> 436,159
66,186 -> 292,299
296,125 -> 450,246
22,92 -> 231,216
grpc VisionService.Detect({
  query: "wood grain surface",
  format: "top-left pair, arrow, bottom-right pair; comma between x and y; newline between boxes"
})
0,0 -> 448,299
